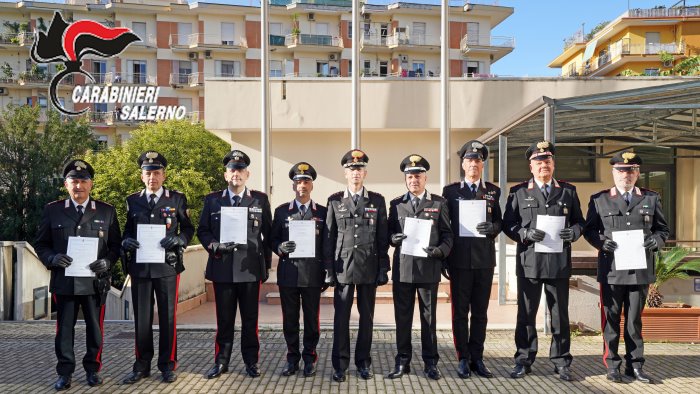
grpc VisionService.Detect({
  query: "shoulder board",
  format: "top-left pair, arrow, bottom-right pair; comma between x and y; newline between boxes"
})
510,182 -> 527,191
276,202 -> 288,209
367,190 -> 383,198
47,199 -> 64,206
639,187 -> 658,195
250,189 -> 268,197
430,193 -> 446,201
485,181 -> 499,189
93,200 -> 114,208
444,181 -> 460,188
328,191 -> 343,199
206,190 -> 223,198
391,195 -> 404,202
127,191 -> 141,199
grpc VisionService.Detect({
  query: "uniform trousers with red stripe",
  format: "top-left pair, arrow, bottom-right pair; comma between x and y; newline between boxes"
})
393,281 -> 439,365
53,293 -> 105,376
131,275 -> 179,373
213,281 -> 260,366
450,267 -> 494,362
279,286 -> 321,365
600,283 -> 647,370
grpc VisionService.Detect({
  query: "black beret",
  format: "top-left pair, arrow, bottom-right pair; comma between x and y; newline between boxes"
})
525,140 -> 555,161
63,159 -> 94,179
341,149 -> 369,168
610,150 -> 642,169
138,151 -> 167,170
289,162 -> 317,181
223,150 -> 250,169
399,154 -> 430,173
458,140 -> 488,161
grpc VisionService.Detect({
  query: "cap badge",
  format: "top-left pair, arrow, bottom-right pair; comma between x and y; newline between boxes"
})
298,163 -> 309,174
622,152 -> 636,164
472,142 -> 483,149
146,152 -> 158,159
536,141 -> 549,152
409,155 -> 422,167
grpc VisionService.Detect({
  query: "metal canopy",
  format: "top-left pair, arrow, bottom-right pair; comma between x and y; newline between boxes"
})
479,80 -> 700,150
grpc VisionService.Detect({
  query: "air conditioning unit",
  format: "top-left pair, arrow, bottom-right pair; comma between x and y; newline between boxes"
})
0,87 -> 8,96
399,55 -> 408,62
329,53 -> 338,61
204,50 -> 212,59
307,13 -> 315,21
188,52 -> 198,60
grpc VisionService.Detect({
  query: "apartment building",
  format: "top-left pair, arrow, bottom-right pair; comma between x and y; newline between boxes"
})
0,0 -> 513,145
549,4 -> 700,77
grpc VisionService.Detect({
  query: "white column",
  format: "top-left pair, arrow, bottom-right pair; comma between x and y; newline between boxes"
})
351,0 -> 361,149
440,0 -> 451,187
261,0 -> 271,194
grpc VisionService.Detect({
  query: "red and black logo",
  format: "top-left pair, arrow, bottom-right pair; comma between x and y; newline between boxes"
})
30,12 -> 140,115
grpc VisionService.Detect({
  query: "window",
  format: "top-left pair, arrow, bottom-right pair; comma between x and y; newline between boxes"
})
269,23 -> 282,36
177,23 -> 192,45
270,60 -> 282,77
412,61 -> 425,76
645,32 -> 660,54
316,23 -> 329,36
132,22 -> 146,42
412,22 -> 426,44
127,60 -> 147,83
93,103 -> 108,113
493,146 -> 596,182
316,61 -> 329,76
179,98 -> 192,113
363,23 -> 371,39
463,60 -> 479,76
92,61 -> 106,83
645,68 -> 660,76
467,22 -> 479,45
221,22 -> 235,45
94,135 -> 108,151
216,60 -> 240,77
363,60 -> 372,75
348,22 -> 352,39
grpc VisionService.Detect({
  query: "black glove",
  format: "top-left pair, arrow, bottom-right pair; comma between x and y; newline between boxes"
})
423,246 -> 444,259
160,234 -> 186,251
211,241 -> 237,254
391,233 -> 407,246
121,237 -> 140,252
441,260 -> 451,280
559,228 -> 576,242
324,269 -> 337,288
376,268 -> 389,286
165,251 -> 178,266
524,229 -> 546,243
601,239 -> 618,253
88,259 -> 109,274
279,241 -> 296,255
262,268 -> 270,283
50,253 -> 73,268
643,236 -> 658,250
476,222 -> 496,236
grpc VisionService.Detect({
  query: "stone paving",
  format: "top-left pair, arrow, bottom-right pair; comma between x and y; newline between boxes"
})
0,321 -> 698,393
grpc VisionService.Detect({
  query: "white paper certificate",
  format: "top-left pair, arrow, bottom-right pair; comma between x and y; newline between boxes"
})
65,236 -> 98,277
612,230 -> 647,270
219,207 -> 248,244
534,215 -> 566,253
402,217 -> 432,257
459,200 -> 486,238
136,224 -> 166,263
289,220 -> 315,258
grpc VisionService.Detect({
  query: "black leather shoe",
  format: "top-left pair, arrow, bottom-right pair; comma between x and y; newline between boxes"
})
162,370 -> 177,383
424,364 -> 442,380
387,363 -> 410,379
207,364 -> 228,379
122,370 -> 150,384
470,359 -> 494,378
456,359 -> 471,378
607,368 -> 622,383
358,366 -> 374,380
281,361 -> 299,376
54,375 -> 71,391
303,362 -> 316,377
510,364 -> 531,379
332,369 -> 347,382
86,371 -> 103,387
245,363 -> 261,378
625,367 -> 652,383
554,366 -> 572,381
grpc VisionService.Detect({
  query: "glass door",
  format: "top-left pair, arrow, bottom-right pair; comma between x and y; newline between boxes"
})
639,166 -> 675,239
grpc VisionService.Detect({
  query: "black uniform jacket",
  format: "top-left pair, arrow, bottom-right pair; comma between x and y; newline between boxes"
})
123,188 -> 194,279
503,178 -> 584,279
271,200 -> 327,287
198,188 -> 273,283
388,192 -> 453,283
442,179 -> 502,270
35,198 -> 121,295
584,186 -> 670,285
324,188 -> 390,285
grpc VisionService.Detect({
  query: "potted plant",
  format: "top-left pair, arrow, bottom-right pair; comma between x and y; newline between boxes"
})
1,62 -> 13,81
647,246 -> 700,307
659,50 -> 674,68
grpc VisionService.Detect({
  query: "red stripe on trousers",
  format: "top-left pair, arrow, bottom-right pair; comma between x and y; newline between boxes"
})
53,294 -> 59,335
170,274 -> 180,370
450,281 -> 461,360
599,284 -> 609,368
96,303 -> 106,371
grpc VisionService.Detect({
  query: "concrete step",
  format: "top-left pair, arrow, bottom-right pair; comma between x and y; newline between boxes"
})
266,291 -> 451,305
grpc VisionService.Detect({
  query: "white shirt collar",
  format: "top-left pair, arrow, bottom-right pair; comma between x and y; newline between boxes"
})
295,200 -> 310,211
465,178 -> 481,190
407,191 -> 426,201
348,187 -> 364,198
228,187 -> 245,200
533,179 -> 552,189
71,196 -> 90,211
146,187 -> 164,200
616,186 -> 633,196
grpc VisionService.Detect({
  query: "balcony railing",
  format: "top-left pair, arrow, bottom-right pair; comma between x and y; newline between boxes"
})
187,73 -> 204,86
360,33 -> 389,47
563,29 -> 585,50
387,33 -> 439,47
17,32 -> 33,46
460,34 -> 515,51
169,33 -> 246,48
105,72 -> 156,85
285,34 -> 343,47
133,33 -> 156,48
628,6 -> 700,18
270,35 -> 286,46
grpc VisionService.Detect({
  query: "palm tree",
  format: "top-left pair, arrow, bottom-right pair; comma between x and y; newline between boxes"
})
647,247 -> 700,307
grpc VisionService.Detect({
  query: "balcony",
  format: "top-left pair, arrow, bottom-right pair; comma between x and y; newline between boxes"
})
460,34 -> 515,62
0,32 -> 34,48
387,33 -> 440,51
130,34 -> 157,50
285,34 -> 343,51
270,35 -> 286,46
360,33 -> 390,52
169,34 -> 246,52
169,73 -> 203,89
88,111 -> 114,126
627,6 -> 700,18
105,72 -> 157,86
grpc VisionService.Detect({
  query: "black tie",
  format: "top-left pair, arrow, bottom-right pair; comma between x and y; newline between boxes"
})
542,184 -> 549,199
412,197 -> 420,211
300,204 -> 307,217
470,184 -> 478,195
623,191 -> 630,205
149,193 -> 157,209
353,194 -> 359,204
77,205 -> 84,218
232,195 -> 241,207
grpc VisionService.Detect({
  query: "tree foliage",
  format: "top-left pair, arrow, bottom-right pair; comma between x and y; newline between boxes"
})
85,120 -> 230,287
0,105 -> 95,241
